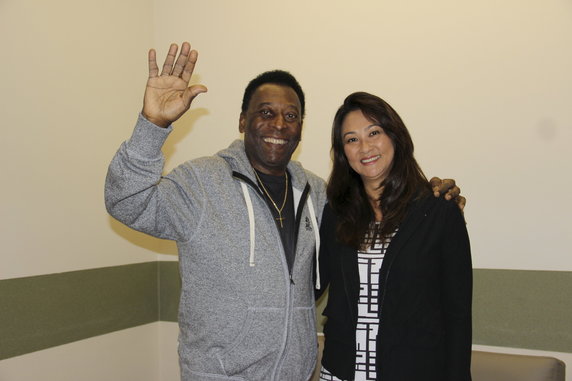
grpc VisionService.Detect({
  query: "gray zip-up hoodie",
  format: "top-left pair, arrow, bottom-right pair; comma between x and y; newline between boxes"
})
105,115 -> 327,381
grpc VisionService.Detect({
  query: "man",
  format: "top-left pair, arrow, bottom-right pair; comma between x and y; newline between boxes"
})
105,42 -> 462,381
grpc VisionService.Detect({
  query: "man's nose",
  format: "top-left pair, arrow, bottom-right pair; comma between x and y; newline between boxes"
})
272,114 -> 286,130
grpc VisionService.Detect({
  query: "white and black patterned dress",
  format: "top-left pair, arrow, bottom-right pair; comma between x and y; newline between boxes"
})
319,227 -> 395,381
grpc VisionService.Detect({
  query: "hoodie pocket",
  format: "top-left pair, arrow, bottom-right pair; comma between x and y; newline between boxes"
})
217,307 -> 283,379
280,306 -> 318,380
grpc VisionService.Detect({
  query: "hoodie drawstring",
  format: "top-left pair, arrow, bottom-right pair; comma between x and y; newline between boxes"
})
240,182 -> 256,267
306,195 -> 321,289
240,181 -> 321,283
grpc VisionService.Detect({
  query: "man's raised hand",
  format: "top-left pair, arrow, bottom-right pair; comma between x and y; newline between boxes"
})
142,42 -> 207,128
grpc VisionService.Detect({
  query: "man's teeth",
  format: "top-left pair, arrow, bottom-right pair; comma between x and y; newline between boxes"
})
264,137 -> 287,145
361,155 -> 381,164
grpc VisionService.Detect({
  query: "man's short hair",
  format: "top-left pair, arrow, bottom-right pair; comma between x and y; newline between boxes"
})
241,70 -> 306,119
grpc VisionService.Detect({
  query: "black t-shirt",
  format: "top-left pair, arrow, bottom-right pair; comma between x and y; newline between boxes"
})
254,169 -> 296,273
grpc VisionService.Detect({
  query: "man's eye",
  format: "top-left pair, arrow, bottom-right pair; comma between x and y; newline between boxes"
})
285,113 -> 298,121
260,110 -> 272,118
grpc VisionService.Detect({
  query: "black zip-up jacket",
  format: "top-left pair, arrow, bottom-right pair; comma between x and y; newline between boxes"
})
316,195 -> 472,380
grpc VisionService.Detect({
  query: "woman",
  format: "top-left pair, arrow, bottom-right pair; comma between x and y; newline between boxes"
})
317,92 -> 472,381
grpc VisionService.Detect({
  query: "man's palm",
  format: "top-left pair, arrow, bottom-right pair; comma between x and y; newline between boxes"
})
142,42 -> 207,127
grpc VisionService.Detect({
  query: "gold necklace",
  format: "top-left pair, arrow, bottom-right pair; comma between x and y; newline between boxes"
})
254,169 -> 288,228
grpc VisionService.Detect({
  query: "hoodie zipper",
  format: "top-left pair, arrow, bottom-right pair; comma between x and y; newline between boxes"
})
234,171 -> 315,380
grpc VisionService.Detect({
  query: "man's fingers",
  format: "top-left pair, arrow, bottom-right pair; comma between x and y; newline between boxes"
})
433,178 -> 456,195
156,42 -> 196,80
429,177 -> 442,197
148,49 -> 159,78
456,196 -> 466,211
181,49 -> 199,83
429,177 -> 442,189
160,43 -> 179,76
444,186 -> 461,200
171,42 -> 191,77
182,85 -> 208,106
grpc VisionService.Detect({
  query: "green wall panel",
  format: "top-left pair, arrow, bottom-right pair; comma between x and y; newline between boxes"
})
0,262 -> 159,360
2,264 -> 570,360
159,261 -> 180,322
472,269 -> 572,353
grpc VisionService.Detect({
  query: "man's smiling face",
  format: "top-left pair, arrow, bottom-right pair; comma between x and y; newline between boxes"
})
239,83 -> 302,176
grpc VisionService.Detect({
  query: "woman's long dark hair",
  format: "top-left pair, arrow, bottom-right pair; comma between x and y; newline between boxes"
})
327,92 -> 431,249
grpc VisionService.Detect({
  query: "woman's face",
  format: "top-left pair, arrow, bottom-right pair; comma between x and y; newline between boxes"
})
341,110 -> 395,186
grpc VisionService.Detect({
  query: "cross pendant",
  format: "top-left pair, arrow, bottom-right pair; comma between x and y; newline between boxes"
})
276,215 -> 285,228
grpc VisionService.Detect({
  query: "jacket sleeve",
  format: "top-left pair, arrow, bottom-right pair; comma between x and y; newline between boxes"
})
104,114 -> 200,242
441,205 -> 473,380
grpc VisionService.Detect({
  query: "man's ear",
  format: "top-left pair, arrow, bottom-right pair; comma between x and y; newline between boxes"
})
239,113 -> 246,133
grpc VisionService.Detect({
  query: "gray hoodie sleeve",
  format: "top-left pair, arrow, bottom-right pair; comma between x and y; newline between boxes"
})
104,114 -> 197,242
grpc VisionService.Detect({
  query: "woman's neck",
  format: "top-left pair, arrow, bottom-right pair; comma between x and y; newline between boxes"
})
364,182 -> 383,222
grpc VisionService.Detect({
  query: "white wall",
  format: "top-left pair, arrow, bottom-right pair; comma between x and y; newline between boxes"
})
152,0 -> 572,271
3,0 -> 569,281
0,0 -> 165,379
0,323 -> 165,381
0,0 -> 178,281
